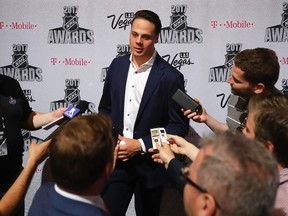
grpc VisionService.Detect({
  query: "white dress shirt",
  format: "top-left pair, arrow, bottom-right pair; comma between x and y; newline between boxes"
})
123,50 -> 157,152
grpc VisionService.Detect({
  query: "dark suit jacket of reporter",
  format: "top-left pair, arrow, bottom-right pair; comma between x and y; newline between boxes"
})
28,183 -> 110,216
98,53 -> 189,188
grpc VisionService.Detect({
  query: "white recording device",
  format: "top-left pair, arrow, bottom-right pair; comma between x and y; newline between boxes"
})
150,127 -> 169,149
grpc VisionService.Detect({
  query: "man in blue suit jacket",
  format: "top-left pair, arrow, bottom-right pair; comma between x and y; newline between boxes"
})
98,10 -> 189,216
28,114 -> 114,216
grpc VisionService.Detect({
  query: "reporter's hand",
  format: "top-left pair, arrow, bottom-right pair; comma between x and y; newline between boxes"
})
167,134 -> 191,156
148,147 -> 162,164
28,140 -> 51,166
167,134 -> 199,161
182,98 -> 208,123
150,143 -> 175,169
51,108 -> 66,121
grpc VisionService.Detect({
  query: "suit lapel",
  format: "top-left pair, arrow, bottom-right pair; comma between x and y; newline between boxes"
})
117,56 -> 130,116
137,54 -> 164,119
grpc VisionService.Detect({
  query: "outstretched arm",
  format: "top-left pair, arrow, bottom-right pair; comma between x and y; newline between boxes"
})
0,141 -> 50,216
149,134 -> 200,166
182,98 -> 228,133
167,134 -> 200,161
22,108 -> 66,130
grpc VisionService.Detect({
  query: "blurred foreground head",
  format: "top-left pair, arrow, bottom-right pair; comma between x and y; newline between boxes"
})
183,131 -> 278,216
50,113 -> 114,193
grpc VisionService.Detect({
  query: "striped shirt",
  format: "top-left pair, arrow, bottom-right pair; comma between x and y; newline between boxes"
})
226,94 -> 248,133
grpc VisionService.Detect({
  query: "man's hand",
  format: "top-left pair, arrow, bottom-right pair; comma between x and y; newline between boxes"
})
167,134 -> 191,156
51,108 -> 66,121
113,144 -> 120,169
117,135 -> 141,162
167,134 -> 199,161
182,98 -> 208,123
27,140 -> 51,167
149,143 -> 175,169
25,107 -> 67,130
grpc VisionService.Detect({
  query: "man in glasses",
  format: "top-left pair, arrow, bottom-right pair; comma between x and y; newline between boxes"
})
152,132 -> 279,216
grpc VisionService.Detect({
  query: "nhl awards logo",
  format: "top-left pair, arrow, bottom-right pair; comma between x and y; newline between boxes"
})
208,43 -> 242,82
159,5 -> 203,44
116,44 -> 130,58
48,6 -> 94,44
0,44 -> 43,82
49,78 -> 95,113
22,129 -> 43,151
264,2 -> 288,42
100,44 -> 131,82
64,79 -> 81,105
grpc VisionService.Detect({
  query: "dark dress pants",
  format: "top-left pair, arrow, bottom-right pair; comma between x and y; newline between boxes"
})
103,168 -> 164,216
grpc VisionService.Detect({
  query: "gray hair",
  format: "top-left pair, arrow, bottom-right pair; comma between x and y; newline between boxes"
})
196,131 -> 278,216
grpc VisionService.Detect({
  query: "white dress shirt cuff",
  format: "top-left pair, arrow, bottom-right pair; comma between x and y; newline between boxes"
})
138,138 -> 146,153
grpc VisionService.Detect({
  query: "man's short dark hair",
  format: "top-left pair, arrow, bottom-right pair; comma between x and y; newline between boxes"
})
131,10 -> 162,35
234,48 -> 279,90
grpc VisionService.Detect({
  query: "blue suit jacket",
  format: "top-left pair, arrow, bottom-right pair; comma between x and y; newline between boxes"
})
28,183 -> 110,216
98,53 -> 189,187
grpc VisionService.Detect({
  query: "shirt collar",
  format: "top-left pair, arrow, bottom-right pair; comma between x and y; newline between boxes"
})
55,184 -> 107,212
130,49 -> 157,71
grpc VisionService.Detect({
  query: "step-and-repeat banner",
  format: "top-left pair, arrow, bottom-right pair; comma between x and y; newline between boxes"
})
0,0 -> 287,214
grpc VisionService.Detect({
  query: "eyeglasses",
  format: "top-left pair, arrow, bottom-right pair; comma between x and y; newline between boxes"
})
180,166 -> 222,209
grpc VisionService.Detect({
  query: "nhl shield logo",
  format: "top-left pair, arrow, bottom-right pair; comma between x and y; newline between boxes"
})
12,53 -> 28,69
63,15 -> 79,32
64,88 -> 81,104
170,14 -> 187,32
281,12 -> 288,29
224,53 -> 236,68
21,130 -> 31,140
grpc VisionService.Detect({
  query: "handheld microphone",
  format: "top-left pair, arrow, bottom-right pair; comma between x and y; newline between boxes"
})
43,100 -> 89,141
